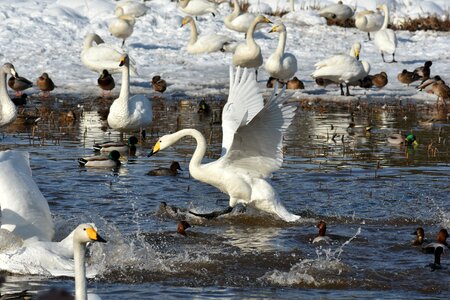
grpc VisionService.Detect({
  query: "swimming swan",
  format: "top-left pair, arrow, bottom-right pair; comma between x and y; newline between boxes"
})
265,22 -> 298,82
181,16 -> 235,54
107,54 -> 152,132
178,0 -> 218,17
149,67 -> 300,222
355,9 -> 384,40
81,33 -> 137,75
0,150 -> 106,282
0,63 -> 18,127
224,0 -> 257,34
109,8 -> 136,47
374,4 -> 397,63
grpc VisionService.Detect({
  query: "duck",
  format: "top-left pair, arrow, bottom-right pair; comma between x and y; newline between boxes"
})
419,78 -> 450,106
355,9 -> 384,40
387,132 -> 418,146
265,22 -> 298,83
232,15 -> 272,69
224,0 -> 257,35
311,42 -> 370,96
197,100 -> 210,114
177,221 -> 191,236
78,150 -> 121,168
181,16 -> 235,54
417,75 -> 443,92
362,71 -> 388,89
36,73 -> 55,97
107,54 -> 152,132
152,76 -> 167,93
318,1 -> 354,22
411,227 -> 427,246
266,76 -> 280,88
178,0 -> 218,17
0,150 -> 106,281
374,4 -> 397,63
8,73 -> 32,97
311,220 -> 332,244
0,63 -> 18,127
413,61 -> 432,82
147,161 -> 182,176
397,69 -> 420,85
93,136 -> 138,154
81,33 -> 137,75
149,66 -> 300,222
422,229 -> 449,270
109,7 -> 136,47
97,69 -> 115,96
286,77 -> 304,89
115,0 -> 149,18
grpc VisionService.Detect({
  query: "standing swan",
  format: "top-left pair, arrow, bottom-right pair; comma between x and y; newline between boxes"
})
149,67 -> 300,222
224,0 -> 257,35
264,22 -> 298,82
178,0 -> 218,17
0,63 -> 18,128
107,54 -> 152,132
355,9 -> 384,40
109,7 -> 136,47
374,4 -> 397,63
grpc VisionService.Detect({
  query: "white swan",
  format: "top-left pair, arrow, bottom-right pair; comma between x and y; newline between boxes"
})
232,15 -> 272,68
115,0 -> 148,18
374,4 -> 397,63
311,43 -> 370,96
0,150 -> 106,283
355,9 -> 384,40
107,54 -> 152,132
81,33 -> 137,75
264,22 -> 298,82
109,8 -> 136,47
224,0 -> 257,34
318,1 -> 354,21
149,67 -> 300,222
181,16 -> 235,54
178,0 -> 218,17
0,63 -> 18,128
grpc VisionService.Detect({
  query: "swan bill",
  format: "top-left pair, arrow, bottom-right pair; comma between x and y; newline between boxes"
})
119,55 -> 128,67
86,227 -> 107,243
148,141 -> 161,157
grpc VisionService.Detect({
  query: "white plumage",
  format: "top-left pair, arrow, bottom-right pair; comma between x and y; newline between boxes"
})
318,1 -> 354,21
224,0 -> 257,34
178,0 -> 218,17
0,63 -> 18,128
374,4 -> 397,63
109,8 -> 136,47
115,0 -> 149,18
355,9 -> 384,40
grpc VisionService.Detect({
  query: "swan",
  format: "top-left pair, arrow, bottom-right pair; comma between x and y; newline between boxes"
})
115,0 -> 148,18
36,72 -> 56,97
264,22 -> 298,82
318,1 -> 354,21
8,73 -> 32,97
374,4 -> 397,63
109,8 -> 136,47
355,9 -> 384,40
0,150 -> 106,283
97,69 -> 115,96
311,43 -> 370,96
181,16 -> 235,54
224,0 -> 257,35
81,33 -> 137,75
149,67 -> 300,222
0,63 -> 18,128
107,54 -> 152,132
178,0 -> 218,17
232,15 -> 272,69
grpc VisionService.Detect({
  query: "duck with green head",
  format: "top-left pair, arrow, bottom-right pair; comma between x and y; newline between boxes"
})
93,136 -> 138,155
78,150 -> 121,168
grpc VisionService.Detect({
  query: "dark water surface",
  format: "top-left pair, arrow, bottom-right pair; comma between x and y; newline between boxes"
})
1,94 -> 449,299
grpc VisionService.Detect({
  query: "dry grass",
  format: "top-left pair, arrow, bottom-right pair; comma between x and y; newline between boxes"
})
391,15 -> 450,31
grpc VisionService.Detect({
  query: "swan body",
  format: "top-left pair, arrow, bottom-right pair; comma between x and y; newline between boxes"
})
108,9 -> 136,47
178,0 -> 218,17
149,67 -> 300,222
0,63 -> 18,127
81,33 -> 137,75
224,0 -> 257,34
107,54 -> 152,131
115,0 -> 148,18
318,1 -> 354,21
374,5 -> 397,63
232,15 -> 272,68
355,9 -> 384,40
265,22 -> 297,82
181,16 -> 234,54
0,150 -> 105,280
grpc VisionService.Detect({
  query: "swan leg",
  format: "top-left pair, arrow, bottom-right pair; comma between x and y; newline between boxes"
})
339,83 -> 345,96
391,53 -> 397,63
381,52 -> 386,62
255,69 -> 258,81
345,84 -> 351,96
367,32 -> 371,41
121,39 -> 125,48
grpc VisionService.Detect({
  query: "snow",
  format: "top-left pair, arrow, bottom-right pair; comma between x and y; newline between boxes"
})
0,0 -> 449,104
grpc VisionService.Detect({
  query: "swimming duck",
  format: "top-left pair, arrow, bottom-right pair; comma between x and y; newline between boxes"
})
286,77 -> 304,89
152,76 -> 167,93
0,63 -> 18,127
422,229 -> 449,270
36,73 -> 55,97
147,161 -> 182,176
411,227 -> 427,245
93,136 -> 138,154
197,100 -> 210,114
374,5 -> 397,63
8,74 -> 32,97
177,221 -> 191,236
311,220 -> 332,244
97,69 -> 115,96
387,132 -> 417,146
318,1 -> 354,22
78,150 -> 121,168
413,61 -> 432,82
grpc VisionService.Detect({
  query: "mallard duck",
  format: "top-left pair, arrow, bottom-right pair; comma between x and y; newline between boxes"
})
93,136 -> 138,154
388,132 -> 418,146
286,77 -> 304,89
36,73 -> 55,97
397,69 -> 419,85
362,71 -> 389,89
78,150 -> 121,168
147,161 -> 182,176
197,100 -> 210,114
374,5 -> 397,63
97,69 -> 115,96
413,61 -> 432,81
8,74 -> 32,97
429,79 -> 450,106
152,76 -> 167,93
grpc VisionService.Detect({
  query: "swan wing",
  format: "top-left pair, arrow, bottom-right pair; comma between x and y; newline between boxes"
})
81,44 -> 137,75
0,150 -> 54,242
221,67 -> 264,155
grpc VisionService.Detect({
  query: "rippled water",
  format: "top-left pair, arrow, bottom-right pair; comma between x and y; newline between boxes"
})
1,94 -> 449,299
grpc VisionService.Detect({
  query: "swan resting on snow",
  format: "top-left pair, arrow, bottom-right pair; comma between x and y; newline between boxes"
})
149,66 -> 300,222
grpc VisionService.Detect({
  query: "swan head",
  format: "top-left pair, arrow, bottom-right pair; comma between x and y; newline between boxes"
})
376,4 -> 388,12
350,42 -> 361,60
255,15 -> 272,25
119,54 -> 130,67
73,224 -> 107,244
268,22 -> 286,33
181,16 -> 193,27
148,133 -> 177,156
115,7 -> 125,17
2,63 -> 18,78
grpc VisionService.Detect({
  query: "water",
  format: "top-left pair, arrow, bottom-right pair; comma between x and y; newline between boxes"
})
1,94 -> 449,299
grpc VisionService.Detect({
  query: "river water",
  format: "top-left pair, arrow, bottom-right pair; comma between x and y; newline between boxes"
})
1,94 -> 449,299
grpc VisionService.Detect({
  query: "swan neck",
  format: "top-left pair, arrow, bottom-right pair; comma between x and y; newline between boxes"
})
83,34 -> 104,51
382,6 -> 389,29
246,19 -> 259,46
188,20 -> 198,45
231,0 -> 240,17
119,61 -> 130,100
0,69 -> 9,103
276,31 -> 287,57
172,129 -> 206,174
74,241 -> 87,300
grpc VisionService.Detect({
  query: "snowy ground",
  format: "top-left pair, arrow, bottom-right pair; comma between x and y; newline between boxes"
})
0,0 -> 449,104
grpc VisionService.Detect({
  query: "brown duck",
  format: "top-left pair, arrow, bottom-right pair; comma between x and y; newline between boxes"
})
286,76 -> 304,89
147,161 -> 182,176
36,72 -> 55,96
152,75 -> 167,93
397,69 -> 419,85
97,69 -> 115,95
413,60 -> 432,81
